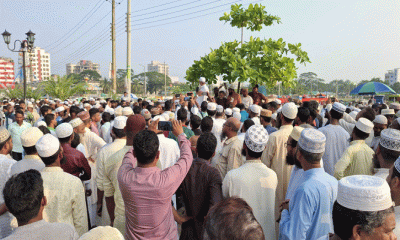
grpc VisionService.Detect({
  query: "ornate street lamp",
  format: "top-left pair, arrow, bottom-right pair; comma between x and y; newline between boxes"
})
1,30 -> 11,45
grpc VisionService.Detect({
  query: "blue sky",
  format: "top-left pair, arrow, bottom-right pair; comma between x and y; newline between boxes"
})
1,0 -> 399,84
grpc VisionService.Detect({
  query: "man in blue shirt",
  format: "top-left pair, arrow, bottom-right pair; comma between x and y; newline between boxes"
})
279,128 -> 338,240
237,103 -> 248,122
260,109 -> 277,135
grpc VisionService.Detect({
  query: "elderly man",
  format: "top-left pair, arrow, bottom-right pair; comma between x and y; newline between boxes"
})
334,118 -> 375,179
330,175 -> 396,239
373,128 -> 400,179
223,125 -> 277,240
240,88 -> 253,109
214,117 -> 243,179
279,128 -> 338,240
36,134 -> 88,236
370,115 -> 388,151
387,157 -> 400,237
196,77 -> 209,107
226,87 -> 241,108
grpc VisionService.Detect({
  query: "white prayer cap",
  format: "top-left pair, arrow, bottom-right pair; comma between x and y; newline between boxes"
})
233,112 -> 241,121
382,109 -> 395,116
332,102 -> 346,114
83,103 -> 91,108
390,103 -> 400,110
225,108 -> 233,116
69,118 -> 84,128
219,87 -> 226,93
282,102 -> 298,120
290,126 -> 304,142
249,104 -> 260,114
349,111 -> 358,120
49,100 -> 55,104
89,98 -> 94,101
21,127 -> 43,147
106,108 -> 114,115
271,113 -> 277,120
153,115 -> 165,122
56,123 -> 73,139
79,226 -> 124,240
37,121 -> 47,127
379,128 -> 400,152
207,102 -> 217,111
161,113 -> 170,121
275,99 -> 282,105
355,117 -> 374,134
325,104 -> 332,112
354,108 -> 361,113
36,134 -> 60,158
373,115 -> 388,125
232,107 -> 240,113
337,175 -> 393,212
9,102 -> 14,106
0,127 -> 10,143
113,116 -> 127,130
191,107 -> 199,116
122,107 -> 133,116
94,104 -> 101,109
245,125 -> 269,153
298,128 -> 326,154
216,105 -> 224,113
27,103 -> 34,108
199,77 -> 206,83
114,106 -> 123,117
55,106 -> 65,113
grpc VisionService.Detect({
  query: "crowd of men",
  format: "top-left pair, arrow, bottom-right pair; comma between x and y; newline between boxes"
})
1,76 -> 400,239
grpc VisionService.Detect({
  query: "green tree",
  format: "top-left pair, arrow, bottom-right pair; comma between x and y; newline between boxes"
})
100,78 -> 112,94
185,3 -> 310,90
5,84 -> 44,100
42,75 -> 88,99
79,70 -> 101,82
133,72 -> 171,95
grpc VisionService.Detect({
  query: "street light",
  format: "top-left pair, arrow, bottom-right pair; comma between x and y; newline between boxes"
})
1,29 -> 35,101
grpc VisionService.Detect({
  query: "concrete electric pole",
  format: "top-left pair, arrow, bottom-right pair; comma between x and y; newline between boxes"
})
164,61 -> 167,98
112,0 -> 117,94
126,0 -> 131,99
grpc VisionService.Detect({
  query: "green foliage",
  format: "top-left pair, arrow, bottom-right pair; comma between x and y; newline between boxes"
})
100,78 -> 112,94
171,83 -> 194,94
133,72 -> 171,95
42,76 -> 88,100
79,70 -> 101,82
5,84 -> 43,100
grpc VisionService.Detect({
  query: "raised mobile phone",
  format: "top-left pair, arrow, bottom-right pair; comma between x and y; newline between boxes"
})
158,121 -> 172,131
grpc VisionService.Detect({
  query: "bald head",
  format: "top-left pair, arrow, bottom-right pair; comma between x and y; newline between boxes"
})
226,118 -> 241,133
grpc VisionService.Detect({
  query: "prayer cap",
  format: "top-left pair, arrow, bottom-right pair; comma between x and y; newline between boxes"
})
232,107 -> 240,113
79,226 -> 124,240
141,109 -> 151,120
260,109 -> 272,118
56,123 -> 73,139
21,128 -> 43,148
153,115 -> 165,122
114,106 -> 123,116
0,127 -> 10,143
113,116 -> 127,130
349,111 -> 357,120
373,115 -> 387,125
78,111 -> 90,121
126,115 -> 146,134
249,104 -> 260,114
244,125 -> 269,153
207,102 -> 217,111
161,113 -> 170,121
199,77 -> 206,83
379,128 -> 400,151
332,102 -> 346,114
382,109 -> 395,116
36,134 -> 60,158
27,103 -> 34,108
150,108 -> 160,116
83,103 -> 90,108
390,103 -> 400,110
290,126 -> 304,142
69,118 -> 83,128
233,112 -> 241,121
37,121 -> 47,127
94,104 -> 101,109
325,104 -> 332,112
337,175 -> 393,211
355,117 -> 374,134
225,108 -> 232,116
106,108 -> 114,115
275,99 -> 282,105
55,106 -> 65,113
216,105 -> 224,113
282,102 -> 298,120
191,107 -> 199,115
298,128 -> 326,153
122,107 -> 133,116
354,108 -> 361,113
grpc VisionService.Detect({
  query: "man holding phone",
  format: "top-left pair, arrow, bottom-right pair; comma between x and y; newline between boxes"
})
196,77 -> 209,107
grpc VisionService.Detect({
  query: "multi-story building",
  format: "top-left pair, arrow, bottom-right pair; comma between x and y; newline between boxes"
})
385,68 -> 400,86
66,60 -> 100,75
19,47 -> 51,82
0,57 -> 15,88
147,61 -> 169,76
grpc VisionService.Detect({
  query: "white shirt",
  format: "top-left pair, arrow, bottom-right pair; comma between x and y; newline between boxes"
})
395,206 -> 400,238
241,95 -> 253,109
251,116 -> 261,125
370,136 -> 380,152
223,160 -> 277,240
10,155 -> 45,176
374,168 -> 389,179
81,128 -> 106,161
157,134 -> 180,170
0,154 -> 16,239
100,122 -> 111,141
196,84 -> 209,106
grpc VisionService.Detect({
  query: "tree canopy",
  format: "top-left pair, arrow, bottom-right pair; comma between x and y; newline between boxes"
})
133,72 -> 171,95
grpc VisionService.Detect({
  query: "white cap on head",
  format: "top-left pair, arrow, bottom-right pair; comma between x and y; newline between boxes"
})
114,106 -> 123,116
282,102 -> 298,120
337,175 -> 393,211
191,107 -> 199,116
245,125 -> 269,152
275,99 -> 282,105
290,126 -> 304,142
389,103 -> 400,110
207,102 -> 217,111
298,128 -> 326,154
36,134 -> 60,158
37,121 -> 47,127
216,105 -> 224,113
382,109 -> 395,116
379,128 -> 400,152
69,118 -> 83,128
113,116 -> 127,130
106,108 -> 115,115
199,77 -> 206,83
325,104 -> 332,112
27,103 -> 34,108
249,104 -> 260,114
122,107 -> 133,116
55,106 -> 65,113
225,108 -> 232,116
332,102 -> 346,114
373,115 -> 387,125
83,103 -> 91,108
79,226 -> 124,240
349,111 -> 358,120
355,118 -> 374,134
22,127 -> 43,147
94,104 -> 101,109
233,112 -> 241,121
0,127 -> 10,143
232,107 -> 240,113
56,123 -> 73,139
153,115 -> 166,122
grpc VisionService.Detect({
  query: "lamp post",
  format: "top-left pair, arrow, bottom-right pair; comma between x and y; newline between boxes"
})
1,30 -> 35,101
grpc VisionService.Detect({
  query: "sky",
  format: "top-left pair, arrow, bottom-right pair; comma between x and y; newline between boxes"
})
1,0 -> 399,84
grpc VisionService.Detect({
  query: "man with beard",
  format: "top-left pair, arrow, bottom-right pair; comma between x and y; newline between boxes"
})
196,77 -> 209,107
223,125 -> 277,240
249,84 -> 268,105
226,87 -> 241,108
372,128 -> 400,179
240,88 -> 253,109
36,134 -> 88,236
370,115 -> 388,151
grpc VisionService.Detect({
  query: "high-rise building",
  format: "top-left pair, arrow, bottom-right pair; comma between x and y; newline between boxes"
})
66,60 -> 100,75
385,68 -> 400,86
0,57 -> 15,88
147,61 -> 169,76
19,47 -> 51,82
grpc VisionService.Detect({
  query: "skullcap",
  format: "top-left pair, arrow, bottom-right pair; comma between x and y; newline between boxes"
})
298,128 -> 326,154
55,106 -> 65,113
216,105 -> 224,113
244,125 -> 269,153
27,103 -> 34,108
355,117 -> 374,134
207,102 -> 217,111
337,175 -> 393,211
113,116 -> 127,130
83,103 -> 90,108
122,107 -> 133,116
275,99 -> 282,105
382,109 -> 395,116
260,109 -> 272,118
282,102 -> 298,120
56,123 -> 73,139
106,108 -> 114,115
349,111 -> 357,120
21,127 -> 43,147
150,108 -> 160,116
233,112 -> 241,121
79,226 -> 124,240
0,127 -> 10,143
93,104 -> 101,109
161,113 -> 170,121
125,115 -> 146,134
35,134 -> 60,158
69,118 -> 84,128
390,103 -> 400,110
232,107 -> 240,113
332,102 -> 346,114
325,104 -> 332,112
37,121 -> 47,127
191,107 -> 199,116
379,128 -> 400,152
114,106 -> 123,116
290,126 -> 304,142
199,77 -> 206,83
373,115 -> 387,125
153,115 -> 165,122
141,109 -> 151,120
225,108 -> 232,116
249,104 -> 260,114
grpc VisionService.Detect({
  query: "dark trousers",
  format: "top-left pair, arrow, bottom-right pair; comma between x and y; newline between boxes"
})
12,151 -> 22,161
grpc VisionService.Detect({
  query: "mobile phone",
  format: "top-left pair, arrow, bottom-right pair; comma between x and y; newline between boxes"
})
175,94 -> 180,98
187,92 -> 193,97
158,121 -> 172,131
184,97 -> 191,101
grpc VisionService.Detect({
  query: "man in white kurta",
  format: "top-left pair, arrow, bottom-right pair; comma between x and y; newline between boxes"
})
223,125 -> 277,240
370,115 -> 387,152
36,134 -> 88,236
196,77 -> 209,107
373,128 -> 400,180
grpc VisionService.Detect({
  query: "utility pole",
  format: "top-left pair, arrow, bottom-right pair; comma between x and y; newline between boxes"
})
126,0 -> 131,99
164,61 -> 167,98
112,0 -> 117,94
